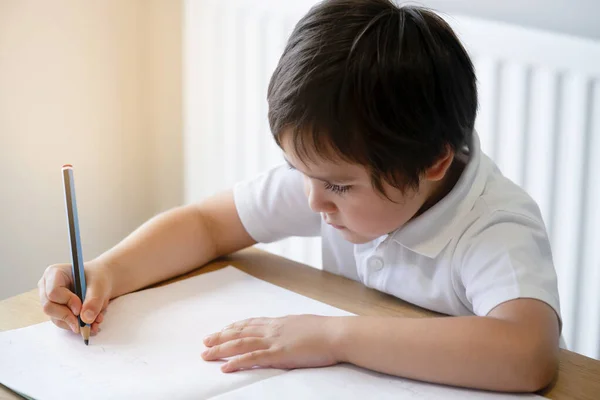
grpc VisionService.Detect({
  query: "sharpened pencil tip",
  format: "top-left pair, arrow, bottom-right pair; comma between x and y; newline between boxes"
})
81,325 -> 91,345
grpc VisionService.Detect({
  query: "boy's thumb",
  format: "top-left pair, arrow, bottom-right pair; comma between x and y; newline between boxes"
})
80,287 -> 105,324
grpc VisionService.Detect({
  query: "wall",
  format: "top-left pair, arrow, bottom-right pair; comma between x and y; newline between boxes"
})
143,0 -> 183,213
415,0 -> 600,40
0,0 -> 182,300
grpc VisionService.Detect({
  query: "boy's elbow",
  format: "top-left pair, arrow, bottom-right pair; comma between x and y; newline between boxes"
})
517,342 -> 559,392
521,358 -> 557,392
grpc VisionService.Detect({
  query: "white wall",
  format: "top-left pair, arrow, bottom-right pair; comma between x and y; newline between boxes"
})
0,0 -> 183,300
411,0 -> 600,40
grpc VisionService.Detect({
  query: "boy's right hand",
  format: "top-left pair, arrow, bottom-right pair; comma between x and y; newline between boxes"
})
38,262 -> 113,335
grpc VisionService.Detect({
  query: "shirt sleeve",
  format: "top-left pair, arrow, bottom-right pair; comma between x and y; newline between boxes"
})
459,210 -> 561,325
233,164 -> 322,243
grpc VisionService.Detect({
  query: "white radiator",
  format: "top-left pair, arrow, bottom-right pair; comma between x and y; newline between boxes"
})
184,0 -> 600,359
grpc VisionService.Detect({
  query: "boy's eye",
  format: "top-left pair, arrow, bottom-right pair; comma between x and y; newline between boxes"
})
324,182 -> 351,194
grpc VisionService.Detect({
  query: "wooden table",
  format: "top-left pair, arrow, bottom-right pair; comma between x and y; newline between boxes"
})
1,248 -> 599,399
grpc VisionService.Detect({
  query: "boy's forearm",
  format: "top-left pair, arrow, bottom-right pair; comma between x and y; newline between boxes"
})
332,316 -> 558,392
93,204 -> 218,298
91,190 -> 255,299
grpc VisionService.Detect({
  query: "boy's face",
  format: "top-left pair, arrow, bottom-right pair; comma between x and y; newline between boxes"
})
281,134 -> 443,244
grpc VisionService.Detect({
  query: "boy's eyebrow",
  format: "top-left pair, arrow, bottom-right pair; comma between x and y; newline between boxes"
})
284,158 -> 355,184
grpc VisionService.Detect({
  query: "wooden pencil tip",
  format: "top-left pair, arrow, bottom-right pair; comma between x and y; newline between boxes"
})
81,325 -> 91,346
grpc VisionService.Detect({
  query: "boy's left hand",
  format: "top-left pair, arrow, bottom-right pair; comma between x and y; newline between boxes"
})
201,315 -> 341,373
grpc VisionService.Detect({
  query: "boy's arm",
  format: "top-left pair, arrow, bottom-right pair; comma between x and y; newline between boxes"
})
96,190 -> 256,299
202,297 -> 559,393
330,215 -> 561,392
334,298 -> 560,392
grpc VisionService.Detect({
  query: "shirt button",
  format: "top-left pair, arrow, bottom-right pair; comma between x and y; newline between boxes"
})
368,256 -> 384,271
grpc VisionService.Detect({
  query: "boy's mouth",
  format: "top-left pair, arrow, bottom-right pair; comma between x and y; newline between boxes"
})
327,222 -> 345,230
323,214 -> 345,229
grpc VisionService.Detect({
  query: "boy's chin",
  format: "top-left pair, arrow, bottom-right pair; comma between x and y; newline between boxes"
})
338,229 -> 378,244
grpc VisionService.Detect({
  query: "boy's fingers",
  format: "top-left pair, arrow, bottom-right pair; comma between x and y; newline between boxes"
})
52,318 -> 80,333
43,301 -> 75,323
50,318 -> 73,332
225,317 -> 271,330
202,338 -> 268,361
80,286 -> 108,324
44,301 -> 79,333
46,286 -> 81,315
91,322 -> 101,335
42,267 -> 82,315
204,326 -> 264,346
44,266 -> 72,294
37,277 -> 47,304
81,307 -> 99,324
221,350 -> 274,373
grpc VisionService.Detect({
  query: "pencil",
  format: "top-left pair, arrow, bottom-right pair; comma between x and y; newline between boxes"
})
62,164 -> 91,345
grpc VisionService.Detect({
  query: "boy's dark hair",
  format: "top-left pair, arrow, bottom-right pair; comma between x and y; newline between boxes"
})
267,0 -> 477,195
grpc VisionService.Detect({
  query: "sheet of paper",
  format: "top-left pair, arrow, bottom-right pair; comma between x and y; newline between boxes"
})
212,364 -> 539,400
0,267 -> 349,399
0,267 -> 542,399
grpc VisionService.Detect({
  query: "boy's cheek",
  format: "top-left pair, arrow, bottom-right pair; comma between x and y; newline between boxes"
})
302,175 -> 310,196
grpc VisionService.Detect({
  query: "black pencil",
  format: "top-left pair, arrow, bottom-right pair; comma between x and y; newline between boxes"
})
62,164 -> 91,345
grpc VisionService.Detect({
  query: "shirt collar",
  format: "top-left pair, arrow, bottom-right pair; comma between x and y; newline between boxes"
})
389,130 -> 489,258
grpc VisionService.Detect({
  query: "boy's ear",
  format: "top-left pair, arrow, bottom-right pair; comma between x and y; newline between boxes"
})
424,145 -> 455,182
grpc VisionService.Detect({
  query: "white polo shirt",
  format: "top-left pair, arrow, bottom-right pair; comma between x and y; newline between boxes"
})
233,132 -> 561,323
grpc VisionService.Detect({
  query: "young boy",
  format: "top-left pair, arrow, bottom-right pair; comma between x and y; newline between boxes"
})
38,0 -> 561,393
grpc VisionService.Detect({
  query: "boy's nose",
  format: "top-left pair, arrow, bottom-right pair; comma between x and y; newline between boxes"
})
305,179 -> 336,214
308,195 -> 336,214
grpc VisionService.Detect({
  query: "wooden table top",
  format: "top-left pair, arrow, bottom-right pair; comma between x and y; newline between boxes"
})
1,248 -> 599,399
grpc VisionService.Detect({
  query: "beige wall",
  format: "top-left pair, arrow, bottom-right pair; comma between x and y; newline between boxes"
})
143,0 -> 184,213
0,0 -> 182,300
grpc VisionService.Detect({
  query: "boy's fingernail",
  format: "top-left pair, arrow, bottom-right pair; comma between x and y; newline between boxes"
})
84,310 -> 94,321
71,323 -> 79,333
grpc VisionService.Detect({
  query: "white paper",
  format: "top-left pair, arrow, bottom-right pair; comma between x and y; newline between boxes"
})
213,364 -> 539,400
0,267 -> 542,399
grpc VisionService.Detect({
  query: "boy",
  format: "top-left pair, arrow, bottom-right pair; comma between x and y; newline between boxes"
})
38,0 -> 561,393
